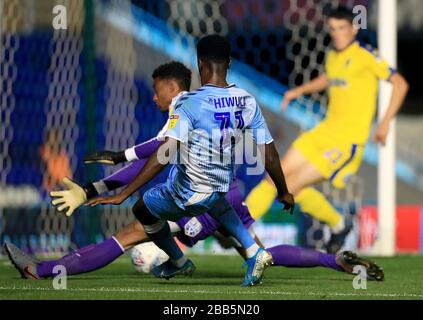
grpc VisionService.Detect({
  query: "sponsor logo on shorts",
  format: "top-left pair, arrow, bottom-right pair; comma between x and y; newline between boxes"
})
324,148 -> 343,164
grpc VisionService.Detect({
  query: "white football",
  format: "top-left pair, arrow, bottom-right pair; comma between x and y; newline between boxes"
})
130,242 -> 169,274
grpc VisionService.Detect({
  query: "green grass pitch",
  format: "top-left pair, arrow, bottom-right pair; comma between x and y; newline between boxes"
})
1,254 -> 423,300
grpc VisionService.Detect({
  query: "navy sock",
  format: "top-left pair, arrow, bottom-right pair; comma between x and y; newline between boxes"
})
144,221 -> 184,262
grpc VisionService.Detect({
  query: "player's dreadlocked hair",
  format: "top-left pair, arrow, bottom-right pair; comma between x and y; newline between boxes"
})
197,34 -> 231,66
152,61 -> 192,91
327,6 -> 356,24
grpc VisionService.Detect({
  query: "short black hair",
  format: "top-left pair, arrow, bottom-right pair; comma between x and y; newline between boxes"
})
197,34 -> 231,65
327,6 -> 355,24
152,61 -> 191,91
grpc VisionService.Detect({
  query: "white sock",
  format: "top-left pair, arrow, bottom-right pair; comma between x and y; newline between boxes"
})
331,217 -> 345,235
143,220 -> 166,234
245,243 -> 260,259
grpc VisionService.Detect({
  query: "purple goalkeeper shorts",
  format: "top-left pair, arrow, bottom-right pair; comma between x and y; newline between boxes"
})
175,182 -> 255,247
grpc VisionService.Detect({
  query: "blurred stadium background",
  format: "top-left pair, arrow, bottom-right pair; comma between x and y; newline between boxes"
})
0,0 -> 422,258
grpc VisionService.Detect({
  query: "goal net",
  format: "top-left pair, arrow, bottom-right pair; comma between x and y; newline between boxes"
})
0,0 -> 395,255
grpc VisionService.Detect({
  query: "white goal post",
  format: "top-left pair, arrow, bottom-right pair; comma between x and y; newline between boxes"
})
374,0 -> 397,256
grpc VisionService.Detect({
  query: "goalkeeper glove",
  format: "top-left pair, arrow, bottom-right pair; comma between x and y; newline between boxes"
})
84,150 -> 127,165
50,177 -> 93,217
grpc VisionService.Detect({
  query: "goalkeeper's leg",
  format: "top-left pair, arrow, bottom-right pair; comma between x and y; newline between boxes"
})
229,226 -> 343,272
230,230 -> 383,280
36,221 -> 148,278
267,245 -> 383,280
6,220 -> 154,279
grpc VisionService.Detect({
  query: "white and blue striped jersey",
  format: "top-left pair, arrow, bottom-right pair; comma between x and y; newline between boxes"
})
165,84 -> 273,197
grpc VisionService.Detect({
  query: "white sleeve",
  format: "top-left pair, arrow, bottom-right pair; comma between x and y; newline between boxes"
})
156,119 -> 170,141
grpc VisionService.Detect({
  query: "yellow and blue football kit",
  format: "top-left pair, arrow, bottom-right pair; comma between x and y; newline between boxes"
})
247,41 -> 395,226
293,41 -> 395,188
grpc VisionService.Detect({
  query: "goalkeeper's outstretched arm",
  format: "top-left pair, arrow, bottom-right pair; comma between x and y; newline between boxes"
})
85,137 -> 177,206
50,178 -> 89,217
50,158 -> 153,217
84,138 -> 162,165
85,158 -> 149,196
51,137 -> 164,216
83,137 -> 163,194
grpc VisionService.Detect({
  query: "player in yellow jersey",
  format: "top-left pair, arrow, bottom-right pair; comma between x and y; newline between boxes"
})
246,6 -> 409,253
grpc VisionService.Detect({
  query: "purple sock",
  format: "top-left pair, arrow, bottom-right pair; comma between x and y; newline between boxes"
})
37,237 -> 124,278
267,245 -> 344,272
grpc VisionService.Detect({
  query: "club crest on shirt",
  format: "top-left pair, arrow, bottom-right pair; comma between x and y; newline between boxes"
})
329,78 -> 348,88
169,114 -> 180,129
345,58 -> 351,68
